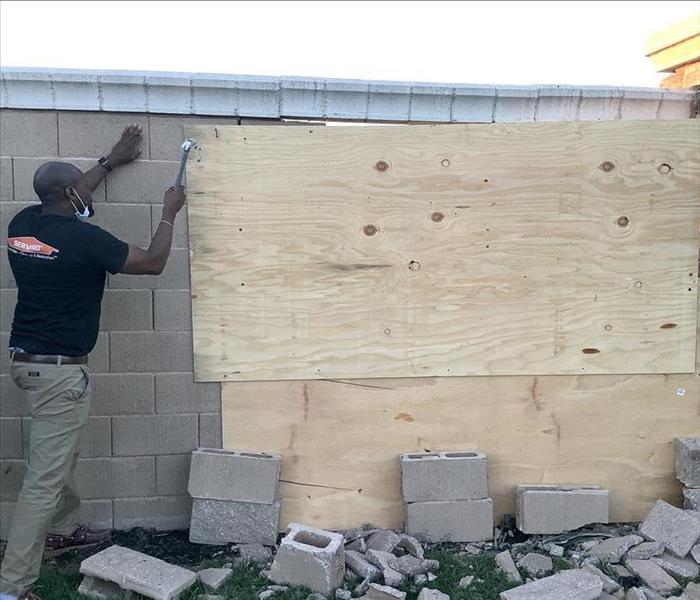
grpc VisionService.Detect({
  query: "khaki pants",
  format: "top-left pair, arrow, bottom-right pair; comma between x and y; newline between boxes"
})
0,361 -> 90,596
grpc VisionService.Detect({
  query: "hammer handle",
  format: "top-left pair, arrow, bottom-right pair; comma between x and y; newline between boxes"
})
174,152 -> 188,188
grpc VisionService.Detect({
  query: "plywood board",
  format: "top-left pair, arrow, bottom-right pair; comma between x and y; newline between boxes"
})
222,371 -> 699,531
187,121 -> 699,381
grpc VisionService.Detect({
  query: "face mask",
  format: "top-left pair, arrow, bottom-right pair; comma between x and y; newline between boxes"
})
68,188 -> 94,222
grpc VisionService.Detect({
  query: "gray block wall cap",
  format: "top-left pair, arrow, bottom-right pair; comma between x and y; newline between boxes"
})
1,67 -> 694,122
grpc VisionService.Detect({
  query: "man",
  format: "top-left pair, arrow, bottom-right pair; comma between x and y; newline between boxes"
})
0,126 -> 187,599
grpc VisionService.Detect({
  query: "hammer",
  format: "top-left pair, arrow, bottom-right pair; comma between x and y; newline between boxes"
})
174,138 -> 196,188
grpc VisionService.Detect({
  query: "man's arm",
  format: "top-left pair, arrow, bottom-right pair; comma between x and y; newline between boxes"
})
84,125 -> 143,191
120,187 -> 186,275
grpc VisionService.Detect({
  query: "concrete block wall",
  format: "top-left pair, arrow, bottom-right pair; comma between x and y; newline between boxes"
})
0,108 -> 257,535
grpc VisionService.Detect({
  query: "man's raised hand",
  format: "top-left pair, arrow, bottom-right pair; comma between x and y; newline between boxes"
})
107,125 -> 143,166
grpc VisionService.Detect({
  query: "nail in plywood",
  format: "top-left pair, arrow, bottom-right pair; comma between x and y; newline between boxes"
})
187,121 -> 699,381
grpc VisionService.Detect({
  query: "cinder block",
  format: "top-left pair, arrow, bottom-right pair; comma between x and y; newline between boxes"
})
0,417 -> 22,459
91,373 -> 155,416
22,416 -> 110,459
499,569 -> 602,600
76,457 -> 156,499
155,373 -> 219,414
150,204 -> 189,248
109,331 -> 193,373
112,414 -> 198,456
199,413 -> 222,448
149,115 -> 239,160
108,248 -> 190,289
89,332 -> 110,373
1,499 -> 113,540
516,484 -> 609,534
578,89 -> 624,121
189,498 -> 280,545
268,522 -> 345,594
197,568 -> 233,592
78,576 -> 132,600
105,159 -> 177,204
405,498 -> 494,542
91,203 -> 152,248
79,544 -> 196,599
400,451 -> 488,502
188,448 -> 280,503
676,437 -> 700,487
0,459 -> 27,501
153,290 -> 191,331
639,499 -> 700,558
0,288 -> 17,332
0,157 -> 13,201
13,157 -> 105,203
113,495 -> 192,531
0,375 -> 27,417
101,289 -> 153,331
156,454 -> 191,496
0,110 -> 58,156
0,201 -> 33,231
58,112 -> 149,159
684,488 -> 700,511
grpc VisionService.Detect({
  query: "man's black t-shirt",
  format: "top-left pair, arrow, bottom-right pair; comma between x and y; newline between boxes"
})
6,205 -> 129,356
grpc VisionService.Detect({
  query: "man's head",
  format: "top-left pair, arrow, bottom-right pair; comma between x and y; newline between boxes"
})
33,161 -> 94,217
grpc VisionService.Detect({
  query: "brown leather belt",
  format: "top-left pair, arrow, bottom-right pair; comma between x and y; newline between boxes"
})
10,352 -> 88,365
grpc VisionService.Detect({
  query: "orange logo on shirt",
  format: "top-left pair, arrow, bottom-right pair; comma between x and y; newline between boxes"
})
7,237 -> 60,259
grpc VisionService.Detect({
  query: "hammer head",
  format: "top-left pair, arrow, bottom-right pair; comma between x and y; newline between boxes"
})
181,138 -> 196,153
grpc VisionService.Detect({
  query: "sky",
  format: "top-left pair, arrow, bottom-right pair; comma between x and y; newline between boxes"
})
0,1 -> 698,88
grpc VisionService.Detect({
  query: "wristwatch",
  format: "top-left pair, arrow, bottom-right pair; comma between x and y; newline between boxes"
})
98,156 -> 113,172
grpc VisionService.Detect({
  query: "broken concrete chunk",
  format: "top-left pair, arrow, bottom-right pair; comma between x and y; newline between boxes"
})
396,534 -> 424,558
499,569 -> 602,600
495,550 -> 523,583
237,543 -> 273,564
258,591 -> 274,600
691,544 -> 700,564
548,544 -> 565,557
388,555 -> 427,577
365,549 -> 404,586
188,447 -> 281,503
459,575 -> 474,588
345,550 -> 380,581
626,541 -> 665,561
189,498 -> 280,546
676,438 -> 700,487
625,589 -> 646,600
416,589 -> 450,600
516,485 -> 609,535
610,565 -> 633,579
79,545 -> 196,600
589,535 -> 644,563
354,578 -> 370,597
197,568 -> 233,592
400,450 -> 488,502
582,564 -> 620,593
639,589 -> 666,600
683,582 -> 700,600
517,552 -> 553,577
685,488 -> 700,511
639,500 -> 700,558
269,523 -> 345,595
625,559 -> 679,595
366,583 -> 406,600
78,576 -> 134,600
344,527 -> 379,542
336,590 -> 353,600
406,498 -> 494,542
651,550 -> 699,579
345,537 -> 367,553
365,529 -> 401,553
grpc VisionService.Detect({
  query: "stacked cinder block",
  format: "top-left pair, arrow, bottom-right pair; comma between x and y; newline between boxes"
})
187,448 -> 281,545
401,451 -> 494,542
676,437 -> 700,510
516,484 -> 609,534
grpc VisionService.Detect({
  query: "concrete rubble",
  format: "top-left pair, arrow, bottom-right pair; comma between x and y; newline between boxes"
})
499,569 -> 603,600
639,500 -> 700,558
188,448 -> 282,546
517,552 -> 553,577
79,545 -> 197,600
197,567 -> 233,592
676,438 -> 700,487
